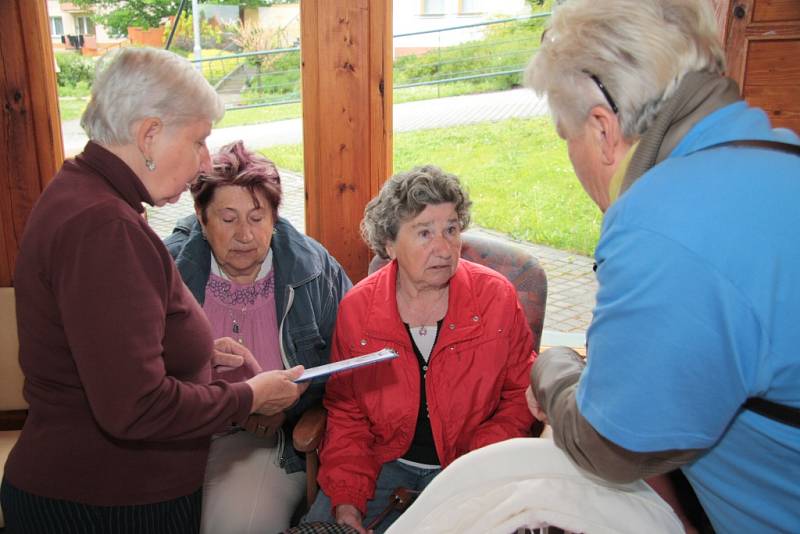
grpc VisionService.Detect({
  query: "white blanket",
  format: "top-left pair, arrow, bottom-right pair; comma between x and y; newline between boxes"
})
387,438 -> 683,534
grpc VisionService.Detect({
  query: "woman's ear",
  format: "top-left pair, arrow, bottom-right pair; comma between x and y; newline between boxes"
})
385,242 -> 396,260
588,106 -> 624,166
136,117 -> 163,159
194,206 -> 207,237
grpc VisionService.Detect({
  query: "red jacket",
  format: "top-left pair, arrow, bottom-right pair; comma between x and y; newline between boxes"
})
318,259 -> 536,514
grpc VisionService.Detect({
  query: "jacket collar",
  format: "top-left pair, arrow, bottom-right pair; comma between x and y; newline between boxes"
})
76,141 -> 154,212
172,214 -> 323,303
363,260 -> 484,347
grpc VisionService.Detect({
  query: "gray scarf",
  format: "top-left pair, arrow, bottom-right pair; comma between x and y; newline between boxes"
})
620,71 -> 741,195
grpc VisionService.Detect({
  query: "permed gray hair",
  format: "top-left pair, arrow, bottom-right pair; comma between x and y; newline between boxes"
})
361,165 -> 472,259
81,47 -> 224,145
525,0 -> 725,139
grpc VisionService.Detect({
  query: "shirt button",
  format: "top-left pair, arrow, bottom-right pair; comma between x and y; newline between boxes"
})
449,346 -> 455,351
422,365 -> 428,371
360,339 -> 367,346
449,323 -> 456,330
472,315 -> 479,322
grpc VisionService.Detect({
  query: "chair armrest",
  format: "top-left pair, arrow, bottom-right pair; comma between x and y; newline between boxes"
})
292,404 -> 327,452
0,410 -> 26,432
242,411 -> 286,436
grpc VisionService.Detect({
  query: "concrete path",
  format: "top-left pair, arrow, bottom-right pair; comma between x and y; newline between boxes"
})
74,88 -> 596,339
62,88 -> 550,154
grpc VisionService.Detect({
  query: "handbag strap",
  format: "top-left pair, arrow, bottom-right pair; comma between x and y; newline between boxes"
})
700,139 -> 800,427
701,139 -> 800,156
699,139 -> 800,155
365,486 -> 421,531
743,397 -> 800,429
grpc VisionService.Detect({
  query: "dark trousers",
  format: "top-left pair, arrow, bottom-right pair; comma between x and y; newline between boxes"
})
1,477 -> 202,534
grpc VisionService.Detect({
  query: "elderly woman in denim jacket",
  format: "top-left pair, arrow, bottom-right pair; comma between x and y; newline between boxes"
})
164,141 -> 352,533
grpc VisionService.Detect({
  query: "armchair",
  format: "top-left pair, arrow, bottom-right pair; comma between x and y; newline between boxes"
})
292,231 -> 548,508
0,288 -> 26,529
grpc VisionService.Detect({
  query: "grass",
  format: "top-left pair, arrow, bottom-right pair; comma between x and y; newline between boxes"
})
217,103 -> 302,128
259,117 -> 601,256
59,97 -> 89,122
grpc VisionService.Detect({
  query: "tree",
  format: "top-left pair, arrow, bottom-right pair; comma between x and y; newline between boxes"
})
72,0 -> 180,35
72,1 -> 288,37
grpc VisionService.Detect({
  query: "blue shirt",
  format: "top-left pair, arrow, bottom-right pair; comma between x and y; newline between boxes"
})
577,102 -> 800,532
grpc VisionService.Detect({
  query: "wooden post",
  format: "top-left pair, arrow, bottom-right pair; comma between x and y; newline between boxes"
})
0,0 -> 64,287
301,0 -> 393,283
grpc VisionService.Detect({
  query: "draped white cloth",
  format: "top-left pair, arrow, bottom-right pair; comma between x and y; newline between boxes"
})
387,438 -> 683,534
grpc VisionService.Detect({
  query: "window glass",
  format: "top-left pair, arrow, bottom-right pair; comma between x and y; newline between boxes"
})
422,0 -> 446,15
50,16 -> 64,36
460,0 -> 482,13
76,16 -> 95,35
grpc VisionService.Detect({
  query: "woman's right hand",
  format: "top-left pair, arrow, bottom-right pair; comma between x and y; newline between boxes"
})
335,504 -> 372,534
245,365 -> 309,415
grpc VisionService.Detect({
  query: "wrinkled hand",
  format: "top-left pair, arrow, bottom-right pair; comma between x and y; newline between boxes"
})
526,385 -> 548,423
245,365 -> 309,415
335,504 -> 371,534
213,337 -> 263,375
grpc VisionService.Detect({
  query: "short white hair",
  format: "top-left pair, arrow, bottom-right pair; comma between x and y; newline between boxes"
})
81,47 -> 224,145
525,0 -> 725,139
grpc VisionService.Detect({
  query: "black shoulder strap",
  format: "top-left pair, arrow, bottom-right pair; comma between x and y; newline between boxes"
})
701,139 -> 800,155
708,139 -> 800,428
743,397 -> 800,428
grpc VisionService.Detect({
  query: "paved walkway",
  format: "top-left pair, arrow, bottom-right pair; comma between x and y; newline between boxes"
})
74,88 -> 596,339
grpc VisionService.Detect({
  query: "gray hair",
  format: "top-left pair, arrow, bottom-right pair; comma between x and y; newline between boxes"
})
361,165 -> 472,259
525,0 -> 725,139
81,47 -> 224,145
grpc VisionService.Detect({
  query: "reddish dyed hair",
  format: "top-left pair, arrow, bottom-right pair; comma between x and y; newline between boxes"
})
190,140 -> 282,222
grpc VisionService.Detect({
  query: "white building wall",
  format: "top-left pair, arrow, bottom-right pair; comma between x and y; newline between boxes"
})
393,0 -> 530,49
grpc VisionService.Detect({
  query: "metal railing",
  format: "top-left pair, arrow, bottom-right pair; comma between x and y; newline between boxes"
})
194,12 -> 549,111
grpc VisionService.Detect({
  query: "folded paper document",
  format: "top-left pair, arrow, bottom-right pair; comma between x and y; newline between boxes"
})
294,348 -> 398,382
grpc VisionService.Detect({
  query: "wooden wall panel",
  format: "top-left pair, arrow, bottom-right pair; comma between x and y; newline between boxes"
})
725,0 -> 800,133
301,0 -> 392,282
0,1 -> 64,287
752,0 -> 800,22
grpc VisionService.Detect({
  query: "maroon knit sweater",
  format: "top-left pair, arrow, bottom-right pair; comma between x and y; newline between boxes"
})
6,142 -> 253,505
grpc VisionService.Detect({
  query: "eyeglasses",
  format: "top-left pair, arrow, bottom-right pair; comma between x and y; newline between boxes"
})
583,70 -> 618,114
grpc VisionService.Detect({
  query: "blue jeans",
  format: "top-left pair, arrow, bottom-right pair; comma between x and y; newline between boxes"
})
303,460 -> 441,534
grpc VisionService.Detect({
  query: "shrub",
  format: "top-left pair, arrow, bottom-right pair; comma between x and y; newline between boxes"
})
55,52 -> 95,89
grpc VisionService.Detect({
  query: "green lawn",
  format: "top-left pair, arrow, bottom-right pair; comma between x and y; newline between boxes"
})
217,103 -> 302,128
59,97 -> 89,122
261,117 -> 601,256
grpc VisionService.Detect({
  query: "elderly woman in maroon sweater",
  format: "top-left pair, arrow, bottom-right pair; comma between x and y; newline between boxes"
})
0,47 -> 307,534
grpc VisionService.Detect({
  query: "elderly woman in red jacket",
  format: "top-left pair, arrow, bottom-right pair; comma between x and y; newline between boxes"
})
303,165 -> 536,533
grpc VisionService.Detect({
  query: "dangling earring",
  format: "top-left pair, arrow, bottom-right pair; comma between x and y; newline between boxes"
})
145,158 -> 156,172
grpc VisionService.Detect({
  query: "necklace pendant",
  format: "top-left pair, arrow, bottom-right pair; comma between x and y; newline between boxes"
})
418,325 -> 427,336
232,320 -> 240,334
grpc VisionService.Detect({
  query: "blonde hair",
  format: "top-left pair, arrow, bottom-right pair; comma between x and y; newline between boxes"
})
81,47 -> 224,145
525,0 -> 725,139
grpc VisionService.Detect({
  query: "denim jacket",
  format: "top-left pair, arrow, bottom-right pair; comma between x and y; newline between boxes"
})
164,214 -> 352,473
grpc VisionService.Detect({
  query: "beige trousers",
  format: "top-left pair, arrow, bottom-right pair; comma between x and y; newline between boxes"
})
201,430 -> 305,534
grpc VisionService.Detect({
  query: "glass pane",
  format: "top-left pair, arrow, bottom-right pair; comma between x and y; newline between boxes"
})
461,0 -> 482,13
50,17 -> 64,36
423,0 -> 446,15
